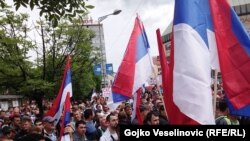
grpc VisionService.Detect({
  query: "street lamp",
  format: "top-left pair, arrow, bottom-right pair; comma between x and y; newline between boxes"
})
98,9 -> 122,88
98,9 -> 122,23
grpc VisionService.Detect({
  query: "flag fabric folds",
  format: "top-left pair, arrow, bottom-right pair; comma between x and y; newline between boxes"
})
209,0 -> 250,116
156,29 -> 172,123
44,55 -> 73,125
169,0 -> 215,124
112,16 -> 153,103
59,93 -> 71,141
131,88 -> 143,124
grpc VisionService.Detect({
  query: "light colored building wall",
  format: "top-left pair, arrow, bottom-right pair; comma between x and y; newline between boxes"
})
83,22 -> 109,87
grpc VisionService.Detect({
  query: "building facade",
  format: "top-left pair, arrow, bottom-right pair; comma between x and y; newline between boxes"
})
82,17 -> 109,87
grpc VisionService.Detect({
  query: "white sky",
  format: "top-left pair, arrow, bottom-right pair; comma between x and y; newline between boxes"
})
86,0 -> 175,72
11,0 -> 175,72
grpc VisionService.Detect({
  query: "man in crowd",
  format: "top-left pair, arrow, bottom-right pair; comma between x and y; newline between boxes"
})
73,120 -> 88,141
143,111 -> 160,125
100,113 -> 119,141
42,117 -> 57,141
14,117 -> 33,140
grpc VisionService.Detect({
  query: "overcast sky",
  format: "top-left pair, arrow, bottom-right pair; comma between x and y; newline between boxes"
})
86,0 -> 175,72
11,0 -> 175,72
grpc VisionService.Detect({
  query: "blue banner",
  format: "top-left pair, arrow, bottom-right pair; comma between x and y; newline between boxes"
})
94,64 -> 102,76
106,63 -> 113,74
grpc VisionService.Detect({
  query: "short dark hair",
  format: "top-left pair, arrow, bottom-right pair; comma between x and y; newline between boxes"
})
75,120 -> 86,129
144,111 -> 159,124
84,109 -> 93,119
106,112 -> 117,122
217,100 -> 228,112
22,117 -> 32,123
34,118 -> 42,125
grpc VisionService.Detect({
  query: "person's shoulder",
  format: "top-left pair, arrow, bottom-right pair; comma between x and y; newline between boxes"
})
216,116 -> 231,125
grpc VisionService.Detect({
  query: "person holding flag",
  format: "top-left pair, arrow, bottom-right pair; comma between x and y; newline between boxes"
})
43,55 -> 73,140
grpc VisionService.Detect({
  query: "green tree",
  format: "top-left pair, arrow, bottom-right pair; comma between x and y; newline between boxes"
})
0,7 -> 54,116
0,6 -> 101,115
0,7 -> 35,93
35,18 -> 101,99
0,0 -> 94,27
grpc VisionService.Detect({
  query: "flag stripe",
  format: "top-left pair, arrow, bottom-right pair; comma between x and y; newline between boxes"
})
174,0 -> 210,47
133,54 -> 152,93
136,34 -> 149,62
231,10 -> 250,56
171,0 -> 215,124
60,93 -> 71,141
209,0 -> 250,111
168,34 -> 199,125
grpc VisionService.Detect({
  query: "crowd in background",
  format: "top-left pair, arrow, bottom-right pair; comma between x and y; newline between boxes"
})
0,85 -> 249,141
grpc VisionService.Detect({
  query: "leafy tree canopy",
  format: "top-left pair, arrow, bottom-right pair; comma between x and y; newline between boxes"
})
0,0 -> 94,27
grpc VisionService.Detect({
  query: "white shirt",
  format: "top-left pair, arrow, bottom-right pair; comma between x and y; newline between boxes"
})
100,128 -> 118,141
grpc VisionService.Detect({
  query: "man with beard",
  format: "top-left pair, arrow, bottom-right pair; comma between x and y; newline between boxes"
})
100,113 -> 119,141
96,113 -> 108,140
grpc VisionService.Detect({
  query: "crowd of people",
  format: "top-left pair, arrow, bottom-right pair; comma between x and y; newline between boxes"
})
0,85 -> 249,141
0,85 -> 168,141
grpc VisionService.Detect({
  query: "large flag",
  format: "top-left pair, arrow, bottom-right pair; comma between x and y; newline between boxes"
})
209,0 -> 250,116
168,0 -> 215,124
60,93 -> 71,141
44,55 -> 73,125
112,16 -> 153,102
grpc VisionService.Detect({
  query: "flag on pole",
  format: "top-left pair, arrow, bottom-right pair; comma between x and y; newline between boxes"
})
112,16 -> 153,102
59,93 -> 71,141
169,0 -> 215,124
209,0 -> 250,116
156,29 -> 171,122
131,88 -> 143,124
44,55 -> 73,125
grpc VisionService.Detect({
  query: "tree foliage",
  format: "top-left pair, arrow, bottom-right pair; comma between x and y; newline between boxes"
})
38,19 -> 101,99
0,0 -> 94,27
0,6 -> 101,100
0,7 -> 38,94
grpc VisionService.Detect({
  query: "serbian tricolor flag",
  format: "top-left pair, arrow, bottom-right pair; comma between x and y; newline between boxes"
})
209,0 -> 250,116
59,93 -> 71,141
112,16 -> 153,102
168,0 -> 215,124
44,55 -> 73,125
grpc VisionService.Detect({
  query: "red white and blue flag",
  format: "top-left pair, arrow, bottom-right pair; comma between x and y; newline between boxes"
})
60,93 -> 71,141
167,0 -> 250,124
44,55 -> 73,125
209,0 -> 250,116
167,0 -> 216,124
112,16 -> 153,102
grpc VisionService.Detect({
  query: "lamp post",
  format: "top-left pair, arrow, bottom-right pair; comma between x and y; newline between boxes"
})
98,9 -> 121,88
